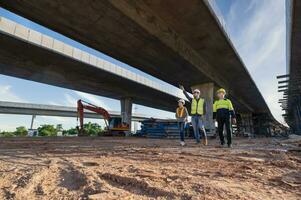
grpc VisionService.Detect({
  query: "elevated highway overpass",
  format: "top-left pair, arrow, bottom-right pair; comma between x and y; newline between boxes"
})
0,16 -> 180,113
0,1 -> 277,134
0,101 -> 150,122
0,16 -> 182,130
0,0 -> 270,113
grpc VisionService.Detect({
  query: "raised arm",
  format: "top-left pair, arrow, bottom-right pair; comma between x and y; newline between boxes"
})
179,85 -> 192,102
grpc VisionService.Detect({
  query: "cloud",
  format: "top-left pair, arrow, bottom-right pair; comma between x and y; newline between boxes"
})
0,114 -> 30,131
74,91 -> 109,109
63,93 -> 78,107
211,0 -> 286,123
48,92 -> 110,110
39,116 -> 71,123
48,93 -> 78,107
0,85 -> 24,102
245,0 -> 257,13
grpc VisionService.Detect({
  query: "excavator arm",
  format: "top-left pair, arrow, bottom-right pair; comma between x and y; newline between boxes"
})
77,99 -> 111,135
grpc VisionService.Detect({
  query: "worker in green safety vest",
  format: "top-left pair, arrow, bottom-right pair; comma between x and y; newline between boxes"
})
213,88 -> 236,148
179,85 -> 208,145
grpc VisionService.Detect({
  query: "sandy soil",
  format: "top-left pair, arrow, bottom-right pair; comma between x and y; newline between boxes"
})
0,137 -> 300,200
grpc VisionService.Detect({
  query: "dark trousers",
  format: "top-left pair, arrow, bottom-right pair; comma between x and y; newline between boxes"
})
217,117 -> 232,145
178,122 -> 185,142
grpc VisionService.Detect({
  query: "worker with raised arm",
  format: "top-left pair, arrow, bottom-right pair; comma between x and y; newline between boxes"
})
213,88 -> 236,148
175,99 -> 189,146
179,85 -> 208,145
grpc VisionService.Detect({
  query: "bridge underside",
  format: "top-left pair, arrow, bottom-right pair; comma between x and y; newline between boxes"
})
0,30 -> 177,112
0,0 -> 271,115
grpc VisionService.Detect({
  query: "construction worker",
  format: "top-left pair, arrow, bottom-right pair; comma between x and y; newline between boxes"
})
213,88 -> 236,148
175,99 -> 189,146
179,85 -> 208,145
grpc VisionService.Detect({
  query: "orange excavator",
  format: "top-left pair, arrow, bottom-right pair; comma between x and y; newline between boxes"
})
77,99 -> 129,136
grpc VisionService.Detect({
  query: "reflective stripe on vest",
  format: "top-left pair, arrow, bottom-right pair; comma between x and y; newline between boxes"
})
214,99 -> 233,111
191,98 -> 204,115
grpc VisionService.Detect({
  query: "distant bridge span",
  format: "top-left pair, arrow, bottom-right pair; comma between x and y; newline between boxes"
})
0,101 -> 150,122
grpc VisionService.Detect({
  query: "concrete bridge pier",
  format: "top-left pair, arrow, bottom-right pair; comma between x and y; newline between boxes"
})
240,114 -> 254,137
30,115 -> 36,129
191,83 -> 215,135
120,97 -> 133,136
253,113 -> 272,136
293,101 -> 301,134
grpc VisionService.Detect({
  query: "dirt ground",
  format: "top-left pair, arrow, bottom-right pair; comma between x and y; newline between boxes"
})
0,136 -> 300,200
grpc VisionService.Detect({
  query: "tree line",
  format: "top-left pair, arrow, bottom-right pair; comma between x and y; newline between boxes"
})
0,122 -> 104,137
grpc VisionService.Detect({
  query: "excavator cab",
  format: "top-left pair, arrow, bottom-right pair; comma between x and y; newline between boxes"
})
108,117 -> 130,135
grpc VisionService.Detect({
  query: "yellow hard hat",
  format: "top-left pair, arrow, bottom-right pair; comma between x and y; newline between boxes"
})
217,88 -> 226,94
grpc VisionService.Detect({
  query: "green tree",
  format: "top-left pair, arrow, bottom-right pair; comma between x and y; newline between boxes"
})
63,127 -> 78,136
14,126 -> 28,136
83,122 -> 103,136
0,131 -> 15,137
38,124 -> 57,136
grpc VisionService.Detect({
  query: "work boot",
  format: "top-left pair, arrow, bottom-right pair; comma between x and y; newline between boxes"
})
202,138 -> 208,146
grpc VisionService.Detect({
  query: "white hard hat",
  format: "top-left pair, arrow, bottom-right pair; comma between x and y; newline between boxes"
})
193,89 -> 200,93
178,99 -> 185,105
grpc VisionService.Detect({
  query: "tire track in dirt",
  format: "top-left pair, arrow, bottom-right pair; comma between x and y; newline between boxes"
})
98,172 -> 192,199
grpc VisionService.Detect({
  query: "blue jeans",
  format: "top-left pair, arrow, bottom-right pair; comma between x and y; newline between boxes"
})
178,122 -> 185,142
191,115 -> 206,143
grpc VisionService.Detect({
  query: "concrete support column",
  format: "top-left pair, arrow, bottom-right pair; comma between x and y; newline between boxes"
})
248,114 -> 254,137
191,83 -> 215,134
120,97 -> 132,135
240,113 -> 254,137
30,115 -> 36,129
295,103 -> 301,134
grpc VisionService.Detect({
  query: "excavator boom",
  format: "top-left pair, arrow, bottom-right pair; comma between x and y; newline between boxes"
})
77,99 -> 110,135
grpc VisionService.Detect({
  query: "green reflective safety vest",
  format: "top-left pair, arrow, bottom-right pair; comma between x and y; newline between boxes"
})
191,98 -> 204,115
213,99 -> 234,112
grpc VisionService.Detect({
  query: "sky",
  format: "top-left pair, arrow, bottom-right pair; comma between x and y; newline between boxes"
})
209,0 -> 286,123
0,0 -> 287,131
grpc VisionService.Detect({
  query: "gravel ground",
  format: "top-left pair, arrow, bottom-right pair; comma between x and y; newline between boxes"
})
0,137 -> 300,200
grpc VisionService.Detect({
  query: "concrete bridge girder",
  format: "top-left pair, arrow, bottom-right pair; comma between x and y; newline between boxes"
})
109,0 -> 255,114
